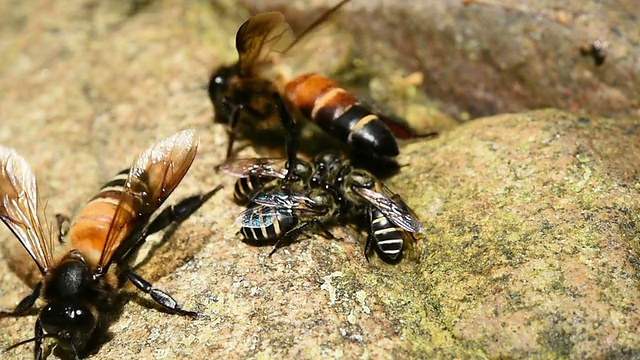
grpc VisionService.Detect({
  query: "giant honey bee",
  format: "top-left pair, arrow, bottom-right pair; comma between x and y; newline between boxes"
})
208,0 -> 426,166
0,130 -> 221,359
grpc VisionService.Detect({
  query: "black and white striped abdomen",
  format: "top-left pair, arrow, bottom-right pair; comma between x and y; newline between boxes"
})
233,176 -> 278,205
239,206 -> 298,242
233,176 -> 277,205
370,207 -> 404,260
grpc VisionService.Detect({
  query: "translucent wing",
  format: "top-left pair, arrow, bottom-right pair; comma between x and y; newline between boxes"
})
97,129 -> 199,269
0,146 -> 53,274
251,190 -> 315,210
219,158 -> 288,179
236,11 -> 294,77
235,205 -> 284,228
353,186 -> 424,234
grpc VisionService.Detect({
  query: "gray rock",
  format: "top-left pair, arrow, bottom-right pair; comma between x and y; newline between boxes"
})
0,1 -> 639,359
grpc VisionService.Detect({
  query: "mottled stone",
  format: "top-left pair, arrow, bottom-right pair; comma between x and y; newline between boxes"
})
0,1 -> 639,359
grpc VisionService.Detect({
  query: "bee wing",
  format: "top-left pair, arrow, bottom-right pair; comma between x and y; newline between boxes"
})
97,129 -> 199,269
250,190 -> 315,209
353,186 -> 424,234
0,147 -> 53,274
236,205 -> 283,228
219,158 -> 287,179
236,11 -> 294,77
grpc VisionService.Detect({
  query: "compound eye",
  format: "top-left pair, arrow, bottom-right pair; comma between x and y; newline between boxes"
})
40,303 -> 97,336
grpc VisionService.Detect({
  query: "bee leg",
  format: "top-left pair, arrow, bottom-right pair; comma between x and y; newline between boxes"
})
114,186 -> 223,268
364,206 -> 375,262
364,234 -> 373,263
272,92 -> 299,181
313,219 -> 335,239
223,101 -> 242,162
126,271 -> 201,318
216,98 -> 266,170
269,219 -> 333,256
269,221 -> 313,256
0,282 -> 42,317
143,185 -> 223,236
55,213 -> 71,244
34,319 -> 44,360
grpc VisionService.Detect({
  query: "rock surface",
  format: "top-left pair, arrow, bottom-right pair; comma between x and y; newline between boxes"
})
0,1 -> 639,359
241,0 -> 640,120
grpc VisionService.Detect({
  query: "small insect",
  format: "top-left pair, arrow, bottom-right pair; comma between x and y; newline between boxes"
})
221,152 -> 346,206
208,0 -> 426,165
0,130 -> 221,359
580,39 -> 607,66
220,157 -> 313,205
236,188 -> 339,256
334,164 -> 424,261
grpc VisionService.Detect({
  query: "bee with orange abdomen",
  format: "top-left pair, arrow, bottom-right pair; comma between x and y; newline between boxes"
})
282,72 -> 401,157
0,130 -> 221,359
208,0 -> 426,164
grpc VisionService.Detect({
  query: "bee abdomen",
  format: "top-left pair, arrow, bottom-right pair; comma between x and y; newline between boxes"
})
233,176 -> 273,205
371,209 -> 404,260
284,73 -> 398,157
67,169 -> 140,253
240,208 -> 297,242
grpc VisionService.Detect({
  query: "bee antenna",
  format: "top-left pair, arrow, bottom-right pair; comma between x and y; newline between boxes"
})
5,334 -> 80,360
5,334 -> 57,352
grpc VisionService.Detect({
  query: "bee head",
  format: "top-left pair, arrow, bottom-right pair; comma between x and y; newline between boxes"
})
39,301 -> 98,353
285,159 -> 313,185
40,253 -> 98,351
208,63 -> 239,122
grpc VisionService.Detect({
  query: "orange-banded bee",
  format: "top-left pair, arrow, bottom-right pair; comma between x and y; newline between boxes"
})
334,164 -> 424,261
0,130 -> 221,359
236,188 -> 339,256
208,0 -> 427,164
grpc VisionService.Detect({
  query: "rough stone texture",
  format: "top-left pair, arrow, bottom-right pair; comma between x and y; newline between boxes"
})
1,1 -> 640,359
241,0 -> 640,120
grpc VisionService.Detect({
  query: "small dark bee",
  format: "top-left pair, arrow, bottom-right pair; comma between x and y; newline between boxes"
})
221,151 -> 347,207
334,164 -> 424,261
0,130 -> 221,359
236,188 -> 339,255
580,39 -> 607,66
208,0 -> 426,165
225,153 -> 422,261
220,157 -> 314,205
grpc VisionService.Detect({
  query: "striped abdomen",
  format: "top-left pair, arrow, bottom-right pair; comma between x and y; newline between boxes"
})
233,176 -> 277,205
239,207 -> 298,242
67,169 -> 138,258
370,207 -> 404,260
283,73 -> 399,157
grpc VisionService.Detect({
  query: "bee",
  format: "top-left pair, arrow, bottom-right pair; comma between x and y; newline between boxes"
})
580,39 -> 607,66
208,0 -> 426,165
0,130 -> 221,359
220,151 -> 346,206
334,164 -> 424,261
220,157 -> 313,205
236,187 -> 340,256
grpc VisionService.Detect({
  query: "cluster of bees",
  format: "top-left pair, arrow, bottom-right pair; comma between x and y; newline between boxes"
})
0,0 -> 430,358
